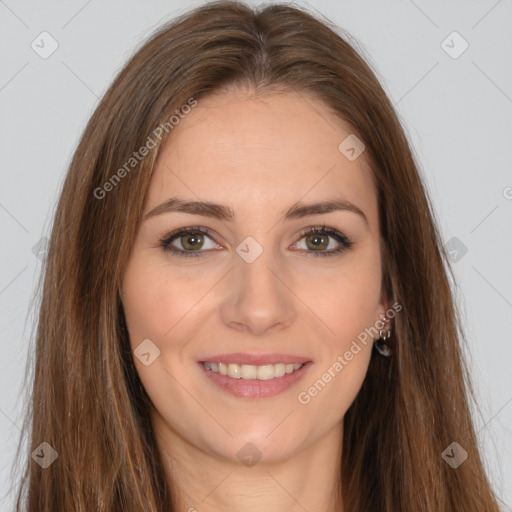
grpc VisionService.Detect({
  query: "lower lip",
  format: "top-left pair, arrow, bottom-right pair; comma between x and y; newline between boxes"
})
198,361 -> 313,399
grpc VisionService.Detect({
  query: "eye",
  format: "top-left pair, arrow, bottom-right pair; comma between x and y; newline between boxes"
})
292,224 -> 354,257
158,223 -> 354,258
159,226 -> 220,258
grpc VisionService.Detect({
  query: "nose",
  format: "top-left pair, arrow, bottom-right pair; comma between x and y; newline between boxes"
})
219,249 -> 297,336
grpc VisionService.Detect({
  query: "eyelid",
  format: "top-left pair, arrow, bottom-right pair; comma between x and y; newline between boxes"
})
292,224 -> 354,257
157,224 -> 354,258
157,225 -> 220,256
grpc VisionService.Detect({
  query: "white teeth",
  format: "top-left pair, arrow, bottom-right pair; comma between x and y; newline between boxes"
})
257,365 -> 274,380
203,361 -> 305,380
240,364 -> 258,379
227,363 -> 241,379
274,363 -> 286,377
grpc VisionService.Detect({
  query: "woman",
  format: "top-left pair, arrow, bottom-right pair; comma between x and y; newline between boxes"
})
12,1 -> 502,510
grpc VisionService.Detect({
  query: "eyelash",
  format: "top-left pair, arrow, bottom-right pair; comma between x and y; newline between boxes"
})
157,223 -> 354,259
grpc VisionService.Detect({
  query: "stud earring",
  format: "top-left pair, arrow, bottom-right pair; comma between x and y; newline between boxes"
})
374,328 -> 392,357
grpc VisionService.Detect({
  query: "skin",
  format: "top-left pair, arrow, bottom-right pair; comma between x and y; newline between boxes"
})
121,89 -> 391,512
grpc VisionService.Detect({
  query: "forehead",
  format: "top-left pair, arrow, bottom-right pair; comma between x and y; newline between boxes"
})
147,90 -> 378,228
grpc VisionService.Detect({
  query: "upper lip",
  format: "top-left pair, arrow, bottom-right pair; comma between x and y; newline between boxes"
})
199,353 -> 311,365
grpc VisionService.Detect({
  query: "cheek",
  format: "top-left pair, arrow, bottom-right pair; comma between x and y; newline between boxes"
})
121,254 -> 201,346
299,344 -> 372,431
298,248 -> 381,415
313,252 -> 382,345
298,277 -> 378,425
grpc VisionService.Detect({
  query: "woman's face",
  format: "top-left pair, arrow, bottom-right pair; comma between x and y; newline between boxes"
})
122,89 -> 389,464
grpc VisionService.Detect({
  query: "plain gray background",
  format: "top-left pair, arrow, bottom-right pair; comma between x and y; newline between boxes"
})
1,0 -> 511,509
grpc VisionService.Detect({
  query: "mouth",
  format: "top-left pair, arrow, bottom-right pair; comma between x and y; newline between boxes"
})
198,357 -> 313,399
202,361 -> 305,380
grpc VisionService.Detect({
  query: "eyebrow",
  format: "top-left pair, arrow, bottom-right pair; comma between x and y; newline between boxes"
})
144,197 -> 368,225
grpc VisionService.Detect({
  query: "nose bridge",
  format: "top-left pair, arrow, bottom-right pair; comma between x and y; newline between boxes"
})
219,240 -> 297,334
238,251 -> 281,298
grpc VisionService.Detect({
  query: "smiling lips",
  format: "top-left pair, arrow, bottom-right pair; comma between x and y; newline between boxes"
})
203,361 -> 304,380
198,353 -> 312,398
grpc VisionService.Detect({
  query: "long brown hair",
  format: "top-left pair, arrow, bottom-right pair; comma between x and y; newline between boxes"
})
11,1 -> 501,510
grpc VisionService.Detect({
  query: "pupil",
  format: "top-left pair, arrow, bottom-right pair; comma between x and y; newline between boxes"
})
184,233 -> 202,249
308,234 -> 327,250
